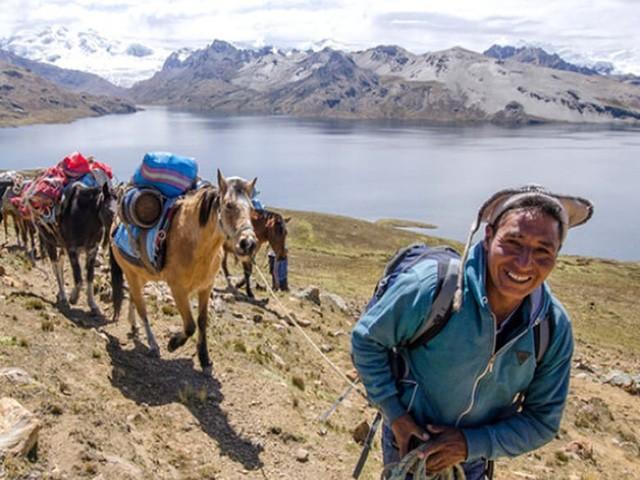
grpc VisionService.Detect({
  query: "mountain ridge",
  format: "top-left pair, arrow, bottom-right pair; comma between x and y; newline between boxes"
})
129,40 -> 640,125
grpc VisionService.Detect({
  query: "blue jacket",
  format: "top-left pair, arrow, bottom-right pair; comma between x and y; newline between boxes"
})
351,241 -> 573,461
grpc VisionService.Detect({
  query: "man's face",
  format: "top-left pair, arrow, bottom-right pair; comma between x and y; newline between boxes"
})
484,208 -> 561,305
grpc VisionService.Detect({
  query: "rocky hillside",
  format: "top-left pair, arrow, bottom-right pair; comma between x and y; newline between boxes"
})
483,45 -> 608,76
0,49 -> 128,98
130,40 -> 640,125
1,209 -> 639,479
0,61 -> 136,127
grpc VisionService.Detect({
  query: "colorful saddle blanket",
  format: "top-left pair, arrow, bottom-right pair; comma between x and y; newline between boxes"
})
112,196 -> 179,272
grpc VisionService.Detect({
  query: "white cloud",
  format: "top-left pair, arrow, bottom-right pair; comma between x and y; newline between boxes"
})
2,0 -> 640,73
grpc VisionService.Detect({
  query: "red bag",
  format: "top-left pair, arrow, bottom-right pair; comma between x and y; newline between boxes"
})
59,152 -> 90,179
19,167 -> 66,216
90,160 -> 113,179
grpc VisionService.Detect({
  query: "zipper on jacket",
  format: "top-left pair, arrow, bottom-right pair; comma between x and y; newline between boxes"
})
454,313 -> 543,428
455,312 -> 496,428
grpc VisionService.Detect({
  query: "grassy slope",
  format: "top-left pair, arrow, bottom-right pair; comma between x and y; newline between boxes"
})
1,208 -> 638,480
282,209 -> 640,359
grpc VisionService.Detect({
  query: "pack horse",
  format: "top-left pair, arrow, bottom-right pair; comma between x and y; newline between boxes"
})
111,154 -> 257,375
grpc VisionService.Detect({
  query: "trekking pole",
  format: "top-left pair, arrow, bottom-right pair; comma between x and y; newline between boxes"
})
352,410 -> 382,479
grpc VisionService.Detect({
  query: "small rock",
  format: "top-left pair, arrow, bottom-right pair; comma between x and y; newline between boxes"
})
59,382 -> 72,396
294,286 -> 321,305
213,297 -> 226,313
328,329 -> 344,338
318,427 -> 328,436
352,420 -> 370,445
0,368 -> 34,385
295,447 -> 309,462
295,318 -> 311,327
232,311 -> 244,319
346,369 -> 359,382
564,440 -> 594,461
0,266 -> 5,276
320,292 -> 349,313
603,370 -> 633,387
272,353 -> 286,368
320,344 -> 333,353
253,314 -> 263,323
0,397 -> 41,457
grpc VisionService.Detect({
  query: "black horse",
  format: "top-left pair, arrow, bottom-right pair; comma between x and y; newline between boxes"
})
39,181 -> 114,315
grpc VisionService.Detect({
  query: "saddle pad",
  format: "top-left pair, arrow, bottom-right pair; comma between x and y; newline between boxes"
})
113,197 -> 178,271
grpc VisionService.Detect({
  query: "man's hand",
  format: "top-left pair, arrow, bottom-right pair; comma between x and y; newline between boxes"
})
418,424 -> 468,473
391,413 -> 429,458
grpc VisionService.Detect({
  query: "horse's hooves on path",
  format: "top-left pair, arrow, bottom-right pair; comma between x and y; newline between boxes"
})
90,307 -> 103,318
147,346 -> 160,358
202,365 -> 213,377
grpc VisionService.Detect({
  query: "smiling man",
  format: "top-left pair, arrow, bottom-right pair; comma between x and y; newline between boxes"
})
351,185 -> 593,479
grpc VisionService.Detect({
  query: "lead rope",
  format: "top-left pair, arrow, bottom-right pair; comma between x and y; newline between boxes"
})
382,441 -> 466,480
252,262 -> 369,401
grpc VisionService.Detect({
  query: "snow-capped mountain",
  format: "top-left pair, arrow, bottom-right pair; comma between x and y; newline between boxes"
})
514,40 -> 640,76
0,26 -> 179,87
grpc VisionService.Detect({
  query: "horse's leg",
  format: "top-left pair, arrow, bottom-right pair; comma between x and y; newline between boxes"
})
49,245 -> 68,308
221,251 -> 233,289
167,287 -> 196,353
28,224 -> 36,261
242,260 -> 254,298
128,297 -> 138,337
127,275 -> 159,356
85,246 -> 101,315
196,287 -> 213,375
68,249 -> 83,305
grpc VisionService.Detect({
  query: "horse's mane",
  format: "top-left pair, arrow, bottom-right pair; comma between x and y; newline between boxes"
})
196,186 -> 219,227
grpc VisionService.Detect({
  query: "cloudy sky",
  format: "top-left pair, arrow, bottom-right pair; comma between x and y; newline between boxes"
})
2,0 -> 639,72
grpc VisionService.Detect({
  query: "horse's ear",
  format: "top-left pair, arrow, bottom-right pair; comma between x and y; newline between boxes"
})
248,177 -> 257,196
217,169 -> 227,195
284,217 -> 292,224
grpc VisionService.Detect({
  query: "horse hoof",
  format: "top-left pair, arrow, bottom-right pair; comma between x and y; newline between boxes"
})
202,365 -> 213,376
69,292 -> 80,305
90,307 -> 102,317
57,299 -> 70,311
127,328 -> 139,339
167,335 -> 184,352
148,346 -> 160,358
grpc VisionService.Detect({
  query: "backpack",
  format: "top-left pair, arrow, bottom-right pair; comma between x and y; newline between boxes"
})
132,152 -> 198,198
363,242 -> 551,362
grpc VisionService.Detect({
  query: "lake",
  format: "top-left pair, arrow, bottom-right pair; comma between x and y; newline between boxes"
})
1,106 -> 638,261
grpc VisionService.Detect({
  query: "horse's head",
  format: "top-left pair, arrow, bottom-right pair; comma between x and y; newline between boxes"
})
256,210 -> 289,260
217,170 -> 258,257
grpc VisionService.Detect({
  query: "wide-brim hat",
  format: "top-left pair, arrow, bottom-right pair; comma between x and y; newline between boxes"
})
475,184 -> 593,243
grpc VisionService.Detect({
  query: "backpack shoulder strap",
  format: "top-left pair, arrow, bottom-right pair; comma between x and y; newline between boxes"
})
533,314 -> 552,364
406,256 -> 460,349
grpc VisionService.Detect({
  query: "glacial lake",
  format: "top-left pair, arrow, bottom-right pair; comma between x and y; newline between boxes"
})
1,106 -> 639,261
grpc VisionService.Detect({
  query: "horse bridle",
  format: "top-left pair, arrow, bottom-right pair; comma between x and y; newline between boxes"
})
216,193 -> 254,242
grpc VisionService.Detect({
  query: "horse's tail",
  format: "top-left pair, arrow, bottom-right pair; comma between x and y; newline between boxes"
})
110,244 -> 124,322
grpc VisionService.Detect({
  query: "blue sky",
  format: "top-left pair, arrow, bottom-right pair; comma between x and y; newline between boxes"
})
2,0 -> 639,72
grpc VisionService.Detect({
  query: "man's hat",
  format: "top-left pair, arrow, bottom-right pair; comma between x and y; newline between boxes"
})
474,184 -> 593,243
452,184 -> 594,311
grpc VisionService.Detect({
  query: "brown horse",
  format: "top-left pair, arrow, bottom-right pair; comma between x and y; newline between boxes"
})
221,209 -> 289,298
110,171 -> 257,374
1,181 -> 38,258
